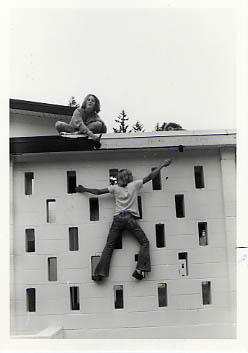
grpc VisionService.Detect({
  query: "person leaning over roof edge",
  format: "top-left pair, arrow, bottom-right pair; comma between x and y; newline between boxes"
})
75,159 -> 172,281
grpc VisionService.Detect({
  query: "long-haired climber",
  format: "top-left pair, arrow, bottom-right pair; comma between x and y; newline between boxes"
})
55,94 -> 107,142
75,159 -> 172,281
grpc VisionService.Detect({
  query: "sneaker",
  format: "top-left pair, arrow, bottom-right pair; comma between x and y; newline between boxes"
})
60,131 -> 88,138
92,134 -> 102,149
132,270 -> 144,280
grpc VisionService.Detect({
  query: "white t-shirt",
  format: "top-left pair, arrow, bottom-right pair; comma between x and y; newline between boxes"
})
108,179 -> 143,217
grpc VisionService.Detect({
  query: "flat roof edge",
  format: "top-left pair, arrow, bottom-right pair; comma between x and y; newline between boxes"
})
10,99 -> 75,116
101,129 -> 236,138
10,133 -> 236,155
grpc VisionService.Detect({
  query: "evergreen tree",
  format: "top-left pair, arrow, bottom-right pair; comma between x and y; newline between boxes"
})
68,96 -> 79,108
155,122 -> 183,131
131,121 -> 145,132
155,122 -> 167,131
113,110 -> 131,133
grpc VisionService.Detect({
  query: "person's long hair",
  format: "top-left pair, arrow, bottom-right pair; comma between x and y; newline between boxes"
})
117,169 -> 133,187
81,94 -> 101,113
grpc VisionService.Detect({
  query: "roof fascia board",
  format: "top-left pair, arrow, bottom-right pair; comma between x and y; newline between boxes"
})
10,132 -> 236,156
10,99 -> 75,116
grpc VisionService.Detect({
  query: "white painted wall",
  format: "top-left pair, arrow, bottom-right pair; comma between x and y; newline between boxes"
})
10,147 -> 236,338
10,158 -> 16,334
10,109 -> 70,137
220,147 -> 237,316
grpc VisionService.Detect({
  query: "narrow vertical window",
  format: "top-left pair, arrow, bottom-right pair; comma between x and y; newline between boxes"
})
194,166 -> 205,189
178,252 -> 188,276
202,281 -> 211,305
175,194 -> 185,218
48,257 -> 57,281
114,285 -> 124,309
25,172 -> 34,195
198,222 -> 208,246
156,224 -> 165,248
69,227 -> 79,251
67,171 -> 76,193
158,283 -> 167,307
151,168 -> 161,190
46,199 -> 56,223
26,288 -> 36,312
25,229 -> 35,252
89,197 -> 99,221
70,286 -> 80,310
109,169 -> 118,185
137,195 -> 142,219
91,256 -> 100,280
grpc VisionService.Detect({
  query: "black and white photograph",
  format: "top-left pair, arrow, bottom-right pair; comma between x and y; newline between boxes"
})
4,0 -> 248,350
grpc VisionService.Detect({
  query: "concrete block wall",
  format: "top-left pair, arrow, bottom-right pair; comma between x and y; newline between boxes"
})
10,147 -> 236,338
10,158 -> 16,334
220,147 -> 236,315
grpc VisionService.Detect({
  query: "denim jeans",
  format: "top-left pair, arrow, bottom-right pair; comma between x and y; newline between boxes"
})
94,212 -> 151,278
55,120 -> 107,134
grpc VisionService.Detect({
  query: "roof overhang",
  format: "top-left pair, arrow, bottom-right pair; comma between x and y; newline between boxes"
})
10,130 -> 236,157
10,99 -> 74,116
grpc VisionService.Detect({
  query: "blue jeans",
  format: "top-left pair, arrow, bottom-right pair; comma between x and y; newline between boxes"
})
55,120 -> 107,134
94,212 -> 151,278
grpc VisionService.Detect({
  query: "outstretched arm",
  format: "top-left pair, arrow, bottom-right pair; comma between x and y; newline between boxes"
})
75,185 -> 109,195
143,159 -> 172,184
71,109 -> 99,141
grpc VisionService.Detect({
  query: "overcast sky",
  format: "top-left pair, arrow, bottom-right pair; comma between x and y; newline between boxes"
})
2,2 -> 248,350
10,7 -> 237,132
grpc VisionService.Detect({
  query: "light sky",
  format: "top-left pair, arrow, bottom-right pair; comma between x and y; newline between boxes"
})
2,2 -> 248,351
10,7 -> 237,132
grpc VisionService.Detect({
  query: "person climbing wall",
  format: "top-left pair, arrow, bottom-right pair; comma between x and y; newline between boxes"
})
75,159 -> 172,281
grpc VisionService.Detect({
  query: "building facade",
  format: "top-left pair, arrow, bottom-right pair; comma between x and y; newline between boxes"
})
10,99 -> 236,338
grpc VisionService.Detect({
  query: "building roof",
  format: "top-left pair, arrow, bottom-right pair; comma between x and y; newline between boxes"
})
9,99 -> 236,156
10,98 -> 75,116
10,130 -> 236,156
